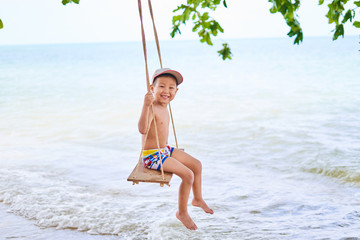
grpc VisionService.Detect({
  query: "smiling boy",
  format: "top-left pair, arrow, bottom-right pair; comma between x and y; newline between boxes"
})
138,68 -> 214,230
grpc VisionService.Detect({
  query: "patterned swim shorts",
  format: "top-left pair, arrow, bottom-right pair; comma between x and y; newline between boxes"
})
142,145 -> 175,170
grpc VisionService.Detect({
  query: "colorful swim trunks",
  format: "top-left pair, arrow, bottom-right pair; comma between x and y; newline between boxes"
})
142,145 -> 175,170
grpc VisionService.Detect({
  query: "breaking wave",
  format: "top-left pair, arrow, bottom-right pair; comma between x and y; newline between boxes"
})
304,166 -> 360,185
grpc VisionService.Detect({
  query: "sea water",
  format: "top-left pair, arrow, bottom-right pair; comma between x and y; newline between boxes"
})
0,37 -> 360,239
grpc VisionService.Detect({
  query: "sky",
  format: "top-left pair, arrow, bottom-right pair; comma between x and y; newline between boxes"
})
0,0 -> 358,45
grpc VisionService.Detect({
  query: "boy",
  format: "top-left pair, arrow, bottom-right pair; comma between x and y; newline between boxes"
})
138,68 -> 214,230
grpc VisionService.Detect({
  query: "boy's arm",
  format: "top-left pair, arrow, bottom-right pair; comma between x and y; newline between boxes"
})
138,91 -> 154,135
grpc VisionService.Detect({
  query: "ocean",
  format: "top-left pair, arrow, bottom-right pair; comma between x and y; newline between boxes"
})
0,36 -> 360,239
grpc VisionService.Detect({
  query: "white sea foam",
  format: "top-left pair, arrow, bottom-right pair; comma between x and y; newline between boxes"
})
0,168 -> 142,236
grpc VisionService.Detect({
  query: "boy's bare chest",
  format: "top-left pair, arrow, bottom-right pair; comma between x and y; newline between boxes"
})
156,112 -> 169,126
153,107 -> 170,127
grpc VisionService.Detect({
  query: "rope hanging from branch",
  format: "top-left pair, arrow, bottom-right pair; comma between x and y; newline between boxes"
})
133,0 -> 180,181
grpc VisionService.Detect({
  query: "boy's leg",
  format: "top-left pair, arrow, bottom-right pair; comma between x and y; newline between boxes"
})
162,157 -> 198,230
171,149 -> 214,214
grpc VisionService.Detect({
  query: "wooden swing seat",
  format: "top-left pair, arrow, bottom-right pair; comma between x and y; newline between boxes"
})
127,164 -> 173,187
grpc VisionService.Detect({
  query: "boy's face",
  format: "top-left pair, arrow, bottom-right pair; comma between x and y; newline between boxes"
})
151,76 -> 178,104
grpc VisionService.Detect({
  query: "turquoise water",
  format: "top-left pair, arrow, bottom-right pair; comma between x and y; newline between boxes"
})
1,37 -> 360,239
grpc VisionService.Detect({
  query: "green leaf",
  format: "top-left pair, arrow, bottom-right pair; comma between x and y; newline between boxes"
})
342,9 -> 353,23
173,6 -> 182,13
287,29 -> 296,37
192,13 -> 196,20
319,0 -> 324,5
284,10 -> 294,19
217,43 -> 232,60
223,0 -> 227,8
0,19 -> 3,29
210,23 -> 218,36
217,24 -> 224,33
294,31 -> 303,44
170,24 -> 181,38
203,21 -> 211,29
205,33 -> 213,45
354,21 -> 360,28
172,15 -> 182,24
201,12 -> 209,21
62,0 -> 71,5
72,0 -> 80,4
183,8 -> 191,22
198,29 -> 205,37
270,5 -> 278,14
354,1 -> 360,7
333,24 -> 344,40
192,22 -> 201,32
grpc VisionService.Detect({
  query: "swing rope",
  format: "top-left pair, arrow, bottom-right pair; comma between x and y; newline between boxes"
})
147,0 -> 179,149
147,0 -> 162,68
134,0 -> 179,181
135,0 -> 164,180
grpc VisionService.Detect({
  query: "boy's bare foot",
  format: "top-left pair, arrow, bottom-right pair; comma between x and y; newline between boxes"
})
176,211 -> 198,230
192,199 -> 214,214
